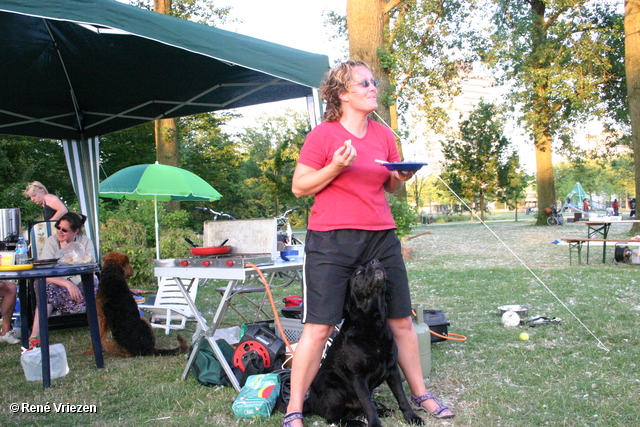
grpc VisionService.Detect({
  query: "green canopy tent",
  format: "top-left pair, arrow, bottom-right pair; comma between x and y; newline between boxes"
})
562,182 -> 590,213
0,0 -> 329,256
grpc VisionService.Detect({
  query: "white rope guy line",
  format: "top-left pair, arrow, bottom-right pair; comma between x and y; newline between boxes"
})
437,178 -> 610,352
373,111 -> 610,352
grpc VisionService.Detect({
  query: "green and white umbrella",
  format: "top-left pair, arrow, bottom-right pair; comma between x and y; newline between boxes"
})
99,163 -> 222,259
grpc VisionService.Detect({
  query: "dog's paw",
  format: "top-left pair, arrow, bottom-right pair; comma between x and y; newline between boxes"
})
405,412 -> 425,425
373,400 -> 392,417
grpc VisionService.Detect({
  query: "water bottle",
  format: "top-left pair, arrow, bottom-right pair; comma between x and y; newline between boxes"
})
413,304 -> 432,385
15,237 -> 29,265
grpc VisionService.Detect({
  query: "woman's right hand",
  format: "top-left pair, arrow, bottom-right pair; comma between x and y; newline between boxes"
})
292,140 -> 357,198
332,141 -> 357,170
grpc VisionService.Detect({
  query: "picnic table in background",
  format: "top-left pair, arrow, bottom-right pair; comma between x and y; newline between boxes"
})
562,219 -> 640,264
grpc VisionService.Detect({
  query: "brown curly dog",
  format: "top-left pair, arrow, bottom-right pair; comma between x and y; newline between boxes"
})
85,252 -> 187,358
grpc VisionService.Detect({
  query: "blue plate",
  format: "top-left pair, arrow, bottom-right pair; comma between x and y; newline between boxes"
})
381,162 -> 428,171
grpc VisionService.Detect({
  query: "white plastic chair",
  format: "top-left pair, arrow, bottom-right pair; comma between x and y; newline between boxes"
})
138,277 -> 201,334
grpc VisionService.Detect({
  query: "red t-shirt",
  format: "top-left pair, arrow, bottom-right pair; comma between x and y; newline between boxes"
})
298,119 -> 401,231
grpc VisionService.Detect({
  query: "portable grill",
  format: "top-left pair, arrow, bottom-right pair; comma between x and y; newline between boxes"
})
175,253 -> 272,269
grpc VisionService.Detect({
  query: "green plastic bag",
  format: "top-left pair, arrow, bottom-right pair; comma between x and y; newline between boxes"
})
189,339 -> 235,387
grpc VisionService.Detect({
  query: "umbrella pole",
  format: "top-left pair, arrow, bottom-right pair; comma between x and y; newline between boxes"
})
154,197 -> 160,260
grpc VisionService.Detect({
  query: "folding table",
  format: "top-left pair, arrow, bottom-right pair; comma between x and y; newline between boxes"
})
154,260 -> 302,392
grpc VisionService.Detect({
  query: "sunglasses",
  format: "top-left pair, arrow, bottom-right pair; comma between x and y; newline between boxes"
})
352,80 -> 379,88
55,226 -> 71,233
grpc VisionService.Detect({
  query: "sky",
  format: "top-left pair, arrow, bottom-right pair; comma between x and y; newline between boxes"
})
213,0 -> 347,130
216,0 -> 346,59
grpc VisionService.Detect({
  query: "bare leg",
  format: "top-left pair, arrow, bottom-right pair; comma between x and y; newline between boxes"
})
29,304 -> 53,339
388,316 -> 454,417
285,323 -> 334,426
0,281 -> 17,335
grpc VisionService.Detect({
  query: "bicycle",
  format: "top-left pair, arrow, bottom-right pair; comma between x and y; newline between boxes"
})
546,205 -> 564,226
276,207 -> 304,248
195,206 -> 236,220
275,207 -> 304,287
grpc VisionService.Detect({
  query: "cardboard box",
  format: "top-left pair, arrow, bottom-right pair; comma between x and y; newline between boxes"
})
232,373 -> 281,419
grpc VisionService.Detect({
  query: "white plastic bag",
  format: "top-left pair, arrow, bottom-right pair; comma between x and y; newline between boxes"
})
56,242 -> 94,264
20,344 -> 69,381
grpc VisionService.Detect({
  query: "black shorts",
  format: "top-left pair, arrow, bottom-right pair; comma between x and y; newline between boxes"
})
301,229 -> 412,325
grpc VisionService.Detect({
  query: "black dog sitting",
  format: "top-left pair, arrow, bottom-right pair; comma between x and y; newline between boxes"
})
303,259 -> 424,427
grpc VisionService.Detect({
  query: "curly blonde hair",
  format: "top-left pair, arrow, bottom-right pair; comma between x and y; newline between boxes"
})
320,60 -> 372,122
23,181 -> 48,198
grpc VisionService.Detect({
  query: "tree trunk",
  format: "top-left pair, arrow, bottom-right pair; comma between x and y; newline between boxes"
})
154,0 -> 180,210
154,119 -> 179,165
626,0 -> 640,233
534,123 -> 556,225
347,0 -> 407,197
529,1 -> 556,225
347,0 -> 388,122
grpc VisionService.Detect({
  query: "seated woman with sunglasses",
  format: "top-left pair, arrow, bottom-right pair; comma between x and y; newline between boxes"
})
28,212 -> 98,349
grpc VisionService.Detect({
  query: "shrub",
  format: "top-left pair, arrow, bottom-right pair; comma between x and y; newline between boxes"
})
388,196 -> 416,238
99,218 -> 155,289
159,229 -> 201,259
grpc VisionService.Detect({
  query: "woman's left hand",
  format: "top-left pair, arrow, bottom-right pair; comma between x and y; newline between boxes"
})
64,282 -> 83,302
393,170 -> 415,181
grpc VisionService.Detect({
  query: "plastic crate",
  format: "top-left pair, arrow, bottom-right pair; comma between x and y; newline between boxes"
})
274,317 -> 303,342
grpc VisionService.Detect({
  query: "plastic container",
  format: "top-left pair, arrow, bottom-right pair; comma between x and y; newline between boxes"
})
412,304 -> 431,384
14,237 -> 28,265
0,251 -> 15,266
20,344 -> 69,381
279,250 -> 299,262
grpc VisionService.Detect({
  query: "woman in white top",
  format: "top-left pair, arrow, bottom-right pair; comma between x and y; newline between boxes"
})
28,212 -> 97,349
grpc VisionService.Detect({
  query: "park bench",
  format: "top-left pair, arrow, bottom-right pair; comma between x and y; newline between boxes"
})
561,238 -> 640,265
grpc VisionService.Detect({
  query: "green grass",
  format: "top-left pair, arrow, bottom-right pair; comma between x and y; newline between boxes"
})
2,221 -> 639,426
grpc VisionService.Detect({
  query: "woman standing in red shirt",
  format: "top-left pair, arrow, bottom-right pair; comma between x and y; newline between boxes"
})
282,60 -> 454,427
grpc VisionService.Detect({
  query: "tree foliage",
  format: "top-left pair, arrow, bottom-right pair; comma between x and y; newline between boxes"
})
554,154 -> 635,205
440,101 -> 526,220
341,0 -> 477,134
385,0 -> 477,130
130,0 -> 233,25
479,0 -> 624,224
178,112 -> 247,220
236,110 -> 313,222
0,136 -> 74,223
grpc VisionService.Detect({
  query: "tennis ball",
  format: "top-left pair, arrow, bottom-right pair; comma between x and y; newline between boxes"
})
519,332 -> 530,341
